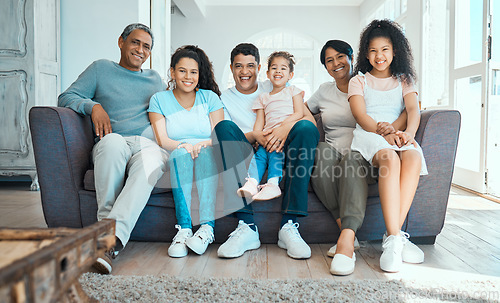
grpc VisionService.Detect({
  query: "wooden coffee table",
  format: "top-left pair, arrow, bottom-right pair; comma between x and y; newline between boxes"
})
0,219 -> 115,302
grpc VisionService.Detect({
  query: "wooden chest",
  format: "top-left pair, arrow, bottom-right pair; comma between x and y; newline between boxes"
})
0,219 -> 115,303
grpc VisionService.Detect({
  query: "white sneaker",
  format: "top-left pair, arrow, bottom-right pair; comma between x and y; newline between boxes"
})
330,252 -> 356,276
237,178 -> 259,198
168,225 -> 193,258
277,220 -> 311,259
327,237 -> 360,257
383,231 -> 424,264
252,183 -> 281,201
380,234 -> 404,272
217,220 -> 261,258
401,231 -> 425,264
185,224 -> 214,255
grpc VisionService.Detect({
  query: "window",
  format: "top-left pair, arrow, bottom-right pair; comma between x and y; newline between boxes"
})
365,0 -> 408,26
421,0 -> 450,108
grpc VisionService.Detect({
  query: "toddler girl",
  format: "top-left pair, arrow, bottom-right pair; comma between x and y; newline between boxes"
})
238,51 -> 304,201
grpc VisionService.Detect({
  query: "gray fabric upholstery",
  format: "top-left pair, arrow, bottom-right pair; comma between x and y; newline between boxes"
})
29,106 -> 460,244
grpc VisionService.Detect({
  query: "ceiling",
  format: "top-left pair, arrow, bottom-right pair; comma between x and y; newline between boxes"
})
172,0 -> 365,19
203,0 -> 365,6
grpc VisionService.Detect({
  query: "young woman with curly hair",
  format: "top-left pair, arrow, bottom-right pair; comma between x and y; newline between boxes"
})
148,45 -> 224,258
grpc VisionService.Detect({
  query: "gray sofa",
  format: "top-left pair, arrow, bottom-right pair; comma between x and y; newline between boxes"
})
29,107 -> 460,244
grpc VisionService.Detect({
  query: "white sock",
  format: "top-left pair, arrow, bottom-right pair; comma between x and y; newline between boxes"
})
268,177 -> 280,185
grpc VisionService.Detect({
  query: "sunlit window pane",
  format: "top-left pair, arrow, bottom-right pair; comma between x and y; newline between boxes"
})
401,0 -> 407,14
422,0 -> 449,107
455,0 -> 483,68
385,0 -> 395,20
455,76 -> 482,172
493,70 -> 500,95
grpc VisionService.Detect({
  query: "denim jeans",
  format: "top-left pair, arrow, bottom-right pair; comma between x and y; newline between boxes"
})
248,146 -> 284,182
213,120 -> 319,216
169,147 -> 217,229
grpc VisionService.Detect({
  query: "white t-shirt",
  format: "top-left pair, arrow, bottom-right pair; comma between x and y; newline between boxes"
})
307,81 -> 356,155
221,81 -> 272,134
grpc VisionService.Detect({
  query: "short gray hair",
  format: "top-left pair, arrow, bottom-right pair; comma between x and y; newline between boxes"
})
120,23 -> 154,49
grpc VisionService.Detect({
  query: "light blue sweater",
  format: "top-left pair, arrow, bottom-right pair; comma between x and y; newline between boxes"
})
58,59 -> 166,139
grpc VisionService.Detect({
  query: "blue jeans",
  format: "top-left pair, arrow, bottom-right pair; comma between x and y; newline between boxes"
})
213,120 -> 319,216
169,147 -> 217,229
248,146 -> 284,182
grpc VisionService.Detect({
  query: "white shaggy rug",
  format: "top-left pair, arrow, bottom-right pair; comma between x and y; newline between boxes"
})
79,273 -> 499,302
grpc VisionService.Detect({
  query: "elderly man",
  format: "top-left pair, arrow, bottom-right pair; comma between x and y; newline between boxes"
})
58,23 -> 168,274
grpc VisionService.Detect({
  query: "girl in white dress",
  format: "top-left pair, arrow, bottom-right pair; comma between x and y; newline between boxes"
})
348,19 -> 427,273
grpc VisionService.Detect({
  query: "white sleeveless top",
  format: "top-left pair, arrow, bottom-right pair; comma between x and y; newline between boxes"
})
350,73 -> 428,175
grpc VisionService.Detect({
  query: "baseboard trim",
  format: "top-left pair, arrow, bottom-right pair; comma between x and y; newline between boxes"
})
452,184 -> 500,204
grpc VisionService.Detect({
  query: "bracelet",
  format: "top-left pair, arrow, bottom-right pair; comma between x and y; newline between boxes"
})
177,142 -> 186,148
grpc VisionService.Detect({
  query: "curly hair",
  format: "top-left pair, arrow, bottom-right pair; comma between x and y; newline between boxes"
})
267,51 -> 296,73
354,19 -> 416,85
168,45 -> 221,96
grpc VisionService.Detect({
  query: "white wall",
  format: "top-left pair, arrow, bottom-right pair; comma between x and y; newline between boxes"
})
171,5 -> 360,87
60,0 -> 150,90
60,2 -> 425,93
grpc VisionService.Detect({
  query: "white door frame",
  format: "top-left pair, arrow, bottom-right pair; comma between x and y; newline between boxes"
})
450,0 -> 489,193
486,0 -> 500,197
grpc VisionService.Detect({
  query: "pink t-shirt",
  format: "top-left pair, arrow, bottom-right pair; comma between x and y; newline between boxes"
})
253,85 -> 303,132
347,72 -> 417,100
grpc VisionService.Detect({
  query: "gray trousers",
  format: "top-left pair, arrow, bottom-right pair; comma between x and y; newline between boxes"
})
311,142 -> 377,233
92,134 -> 169,247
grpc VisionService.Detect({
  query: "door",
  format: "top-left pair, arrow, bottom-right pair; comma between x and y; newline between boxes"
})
0,0 -> 60,189
450,0 -> 488,192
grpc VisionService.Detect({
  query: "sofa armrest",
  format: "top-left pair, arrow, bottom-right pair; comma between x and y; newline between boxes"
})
407,110 -> 461,238
29,106 -> 95,228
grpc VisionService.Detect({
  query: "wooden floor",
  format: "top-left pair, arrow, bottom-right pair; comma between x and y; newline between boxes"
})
1,182 -> 499,282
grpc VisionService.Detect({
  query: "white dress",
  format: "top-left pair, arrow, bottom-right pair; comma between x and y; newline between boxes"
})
350,75 -> 428,175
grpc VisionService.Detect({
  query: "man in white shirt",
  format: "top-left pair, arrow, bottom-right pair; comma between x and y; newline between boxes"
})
213,43 -> 319,259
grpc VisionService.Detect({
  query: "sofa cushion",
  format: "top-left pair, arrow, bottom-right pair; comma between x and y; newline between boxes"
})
83,169 -> 172,194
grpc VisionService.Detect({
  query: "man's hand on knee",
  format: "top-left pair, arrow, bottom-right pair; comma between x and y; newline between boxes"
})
92,104 -> 112,139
